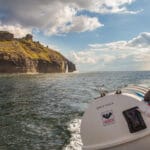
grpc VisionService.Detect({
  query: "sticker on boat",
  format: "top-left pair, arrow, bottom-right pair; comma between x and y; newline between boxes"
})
101,110 -> 115,126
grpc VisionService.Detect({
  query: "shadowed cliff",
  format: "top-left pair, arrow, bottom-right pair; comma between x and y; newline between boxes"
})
0,31 -> 76,73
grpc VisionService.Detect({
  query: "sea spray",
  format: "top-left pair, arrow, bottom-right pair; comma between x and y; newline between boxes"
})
63,119 -> 82,150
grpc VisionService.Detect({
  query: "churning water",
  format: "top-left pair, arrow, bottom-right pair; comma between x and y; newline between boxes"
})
0,71 -> 150,150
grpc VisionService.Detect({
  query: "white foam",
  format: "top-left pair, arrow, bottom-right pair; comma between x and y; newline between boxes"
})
63,118 -> 83,150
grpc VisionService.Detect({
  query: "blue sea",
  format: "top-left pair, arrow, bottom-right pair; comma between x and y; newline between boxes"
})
0,71 -> 150,150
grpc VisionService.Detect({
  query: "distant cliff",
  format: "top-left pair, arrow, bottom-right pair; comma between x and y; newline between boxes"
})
0,31 -> 76,73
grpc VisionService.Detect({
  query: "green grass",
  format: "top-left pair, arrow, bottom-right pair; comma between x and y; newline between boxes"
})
0,39 -> 66,64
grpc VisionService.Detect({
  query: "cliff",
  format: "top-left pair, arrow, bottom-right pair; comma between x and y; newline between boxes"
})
0,31 -> 76,73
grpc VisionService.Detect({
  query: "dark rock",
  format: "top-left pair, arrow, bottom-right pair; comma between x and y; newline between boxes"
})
67,60 -> 76,72
0,31 -> 14,41
24,34 -> 33,41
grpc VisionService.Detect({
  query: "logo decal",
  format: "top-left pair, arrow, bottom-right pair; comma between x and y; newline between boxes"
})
103,112 -> 112,119
101,110 -> 115,126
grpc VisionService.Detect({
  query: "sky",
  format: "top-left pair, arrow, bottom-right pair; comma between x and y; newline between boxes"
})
0,0 -> 150,72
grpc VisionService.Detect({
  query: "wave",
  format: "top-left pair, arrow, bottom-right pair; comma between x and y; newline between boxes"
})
63,118 -> 82,150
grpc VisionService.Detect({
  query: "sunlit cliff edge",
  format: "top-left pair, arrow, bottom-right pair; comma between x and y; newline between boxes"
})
0,31 -> 76,73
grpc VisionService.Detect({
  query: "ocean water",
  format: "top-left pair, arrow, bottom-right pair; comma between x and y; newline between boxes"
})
0,71 -> 150,150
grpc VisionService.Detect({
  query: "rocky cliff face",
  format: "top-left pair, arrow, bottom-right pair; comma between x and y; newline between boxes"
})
0,31 -> 76,73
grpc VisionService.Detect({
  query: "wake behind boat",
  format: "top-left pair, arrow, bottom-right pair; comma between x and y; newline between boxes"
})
81,85 -> 150,150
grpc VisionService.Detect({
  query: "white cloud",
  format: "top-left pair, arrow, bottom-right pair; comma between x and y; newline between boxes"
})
69,32 -> 150,71
0,23 -> 31,38
80,0 -> 142,14
70,50 -> 117,66
0,0 -> 140,36
128,32 -> 150,47
46,15 -> 103,35
71,51 -> 95,64
65,16 -> 103,33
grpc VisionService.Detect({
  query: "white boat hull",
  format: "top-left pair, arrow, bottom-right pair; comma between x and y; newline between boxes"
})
106,135 -> 150,150
81,86 -> 150,150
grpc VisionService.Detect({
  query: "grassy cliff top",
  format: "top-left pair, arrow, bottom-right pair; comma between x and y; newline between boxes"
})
0,32 -> 67,63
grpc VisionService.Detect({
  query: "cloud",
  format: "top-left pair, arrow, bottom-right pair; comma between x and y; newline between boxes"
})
0,23 -> 31,38
46,15 -> 103,35
75,0 -> 142,14
128,32 -> 150,47
64,16 -> 103,32
0,0 -> 139,36
69,32 -> 150,71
